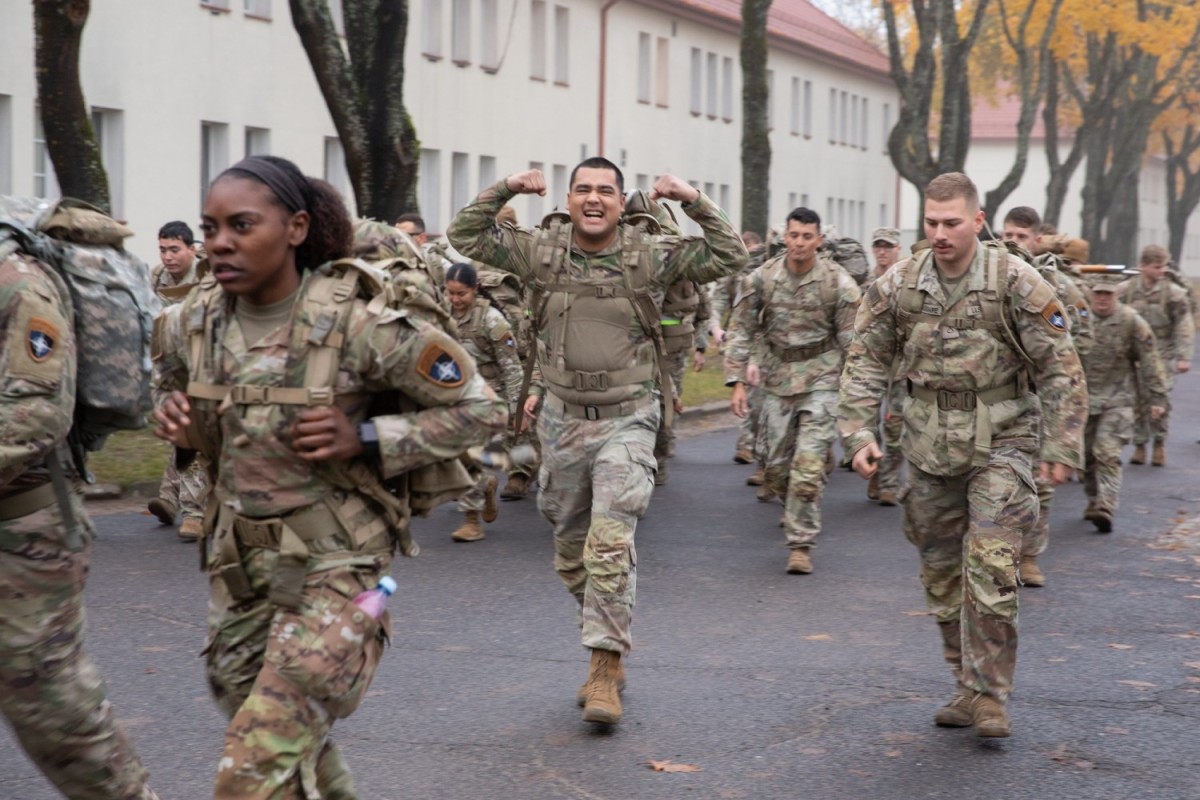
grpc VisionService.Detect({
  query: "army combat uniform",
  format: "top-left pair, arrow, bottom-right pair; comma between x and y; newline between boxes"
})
838,242 -> 1086,729
0,255 -> 159,799
861,266 -> 906,503
652,273 -> 712,482
154,263 -> 505,798
726,255 -> 860,567
714,243 -> 767,464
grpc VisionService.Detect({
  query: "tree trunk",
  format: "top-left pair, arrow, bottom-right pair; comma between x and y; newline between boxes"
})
740,0 -> 772,239
1041,58 -> 1086,227
1164,127 -> 1200,265
33,0 -> 109,210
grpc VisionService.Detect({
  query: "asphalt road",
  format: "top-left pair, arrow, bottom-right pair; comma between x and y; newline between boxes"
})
3,373 -> 1200,800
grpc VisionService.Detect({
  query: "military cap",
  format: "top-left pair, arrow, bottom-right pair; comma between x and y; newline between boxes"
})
1087,273 -> 1123,292
871,227 -> 900,246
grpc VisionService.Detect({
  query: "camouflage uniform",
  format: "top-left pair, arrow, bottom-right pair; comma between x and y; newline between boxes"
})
453,297 -> 523,513
1080,300 -> 1167,516
861,268 -> 906,497
838,243 -> 1086,703
654,277 -> 712,468
0,256 -> 158,799
726,255 -> 860,551
1120,275 -> 1194,446
154,266 -> 505,798
448,181 -> 745,655
714,244 -> 766,460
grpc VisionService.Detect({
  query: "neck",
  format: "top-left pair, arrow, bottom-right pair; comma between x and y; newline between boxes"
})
1142,274 -> 1161,288
786,254 -> 816,275
573,229 -> 618,254
934,241 -> 977,279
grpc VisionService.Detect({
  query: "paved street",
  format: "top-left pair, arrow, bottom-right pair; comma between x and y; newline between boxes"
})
3,373 -> 1200,800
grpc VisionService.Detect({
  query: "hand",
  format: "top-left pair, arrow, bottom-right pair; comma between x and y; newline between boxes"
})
1150,405 -> 1165,420
747,363 -> 761,388
153,390 -> 193,448
712,325 -> 726,344
649,174 -> 700,204
693,350 -> 706,372
505,170 -> 547,196
521,394 -> 541,432
1175,360 -> 1190,374
1039,461 -> 1073,486
292,407 -> 362,461
731,383 -> 748,418
672,397 -> 684,414
851,442 -> 883,479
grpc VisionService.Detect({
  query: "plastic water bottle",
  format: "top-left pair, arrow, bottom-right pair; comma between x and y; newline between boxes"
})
353,576 -> 397,619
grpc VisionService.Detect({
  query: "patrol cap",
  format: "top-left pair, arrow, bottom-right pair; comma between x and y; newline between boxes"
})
1087,273 -> 1123,292
871,227 -> 900,246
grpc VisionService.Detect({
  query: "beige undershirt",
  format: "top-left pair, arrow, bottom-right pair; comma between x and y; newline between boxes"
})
235,289 -> 298,347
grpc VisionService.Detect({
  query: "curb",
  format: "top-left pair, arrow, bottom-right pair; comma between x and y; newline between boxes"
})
678,399 -> 737,425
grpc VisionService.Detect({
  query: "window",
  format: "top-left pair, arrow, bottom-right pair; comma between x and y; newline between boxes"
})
33,109 -> 59,199
787,192 -> 798,211
880,203 -> 888,227
200,121 -> 229,212
419,149 -> 442,232
721,56 -> 733,122
243,0 -> 271,18
789,77 -> 800,135
825,197 -> 834,224
451,152 -> 471,217
766,70 -> 775,130
883,102 -> 892,151
801,193 -> 809,208
552,164 -> 567,209
553,5 -> 569,84
527,160 -> 545,220
803,80 -> 812,137
480,0 -> 498,69
530,0 -> 546,80
451,0 -> 470,63
719,184 -> 730,213
703,181 -> 715,201
201,0 -> 231,9
705,52 -> 717,118
91,108 -> 125,217
828,88 -> 837,143
858,201 -> 866,239
850,95 -> 859,148
689,48 -> 702,115
837,198 -> 845,229
636,173 -> 651,191
244,126 -> 270,157
479,154 -> 497,190
0,95 -> 10,194
655,37 -> 669,107
839,91 -> 848,145
422,0 -> 442,58
323,137 -> 352,206
637,33 -> 652,103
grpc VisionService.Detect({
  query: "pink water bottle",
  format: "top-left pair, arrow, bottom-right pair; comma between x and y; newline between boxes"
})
353,576 -> 397,619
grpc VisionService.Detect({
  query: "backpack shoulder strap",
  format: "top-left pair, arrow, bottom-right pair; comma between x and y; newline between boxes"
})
619,224 -> 677,427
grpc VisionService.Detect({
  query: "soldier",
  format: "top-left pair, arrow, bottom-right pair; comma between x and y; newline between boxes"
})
147,221 -> 210,541
864,226 -> 904,507
396,212 -> 451,285
1079,275 -> 1168,532
153,155 -> 505,797
1002,208 -> 1093,587
447,158 -> 746,726
1121,244 -> 1194,466
444,262 -> 524,541
0,230 -> 159,798
726,207 -> 860,575
839,173 -> 1086,738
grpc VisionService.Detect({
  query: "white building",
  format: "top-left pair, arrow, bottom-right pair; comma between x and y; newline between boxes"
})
0,0 -> 899,264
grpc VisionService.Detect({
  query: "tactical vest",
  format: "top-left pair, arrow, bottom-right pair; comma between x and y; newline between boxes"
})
476,267 -> 529,358
754,254 -> 842,362
152,260 -> 208,304
661,279 -> 702,355
1122,278 -> 1178,339
457,297 -> 503,380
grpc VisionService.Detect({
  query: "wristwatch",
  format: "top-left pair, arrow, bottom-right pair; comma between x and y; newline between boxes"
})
357,420 -> 380,458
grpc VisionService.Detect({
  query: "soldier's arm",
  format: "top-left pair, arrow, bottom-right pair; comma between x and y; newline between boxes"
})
834,270 -> 862,353
1170,287 -> 1195,366
837,270 -> 900,459
693,283 -> 713,352
723,272 -> 759,386
660,192 -> 749,285
1132,315 -> 1170,407
445,180 -> 536,281
487,313 -> 525,408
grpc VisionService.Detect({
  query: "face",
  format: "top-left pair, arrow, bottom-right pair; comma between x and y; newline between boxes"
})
1141,259 -> 1167,284
200,176 -> 308,306
446,279 -> 476,315
567,167 -> 625,250
1090,289 -> 1116,316
1002,223 -> 1038,252
924,197 -> 984,271
159,237 -> 196,277
784,219 -> 823,270
397,221 -> 427,246
872,241 -> 900,271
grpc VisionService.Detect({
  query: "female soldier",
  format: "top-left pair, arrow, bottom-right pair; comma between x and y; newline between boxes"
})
152,155 -> 505,798
444,262 -> 524,541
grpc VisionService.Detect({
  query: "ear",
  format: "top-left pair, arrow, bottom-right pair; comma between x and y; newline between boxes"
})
618,193 -> 626,213
973,209 -> 985,232
287,210 -> 311,247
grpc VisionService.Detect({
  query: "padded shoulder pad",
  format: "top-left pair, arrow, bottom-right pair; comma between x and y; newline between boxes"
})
1009,260 -> 1057,313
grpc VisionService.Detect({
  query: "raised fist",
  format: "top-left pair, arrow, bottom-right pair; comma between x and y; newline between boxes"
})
505,170 -> 547,196
649,174 -> 700,204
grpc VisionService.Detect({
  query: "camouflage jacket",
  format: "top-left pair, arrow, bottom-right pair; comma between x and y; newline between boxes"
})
1081,305 -> 1168,415
725,254 -> 860,396
1032,253 -> 1093,358
1119,276 -> 1195,365
839,245 -> 1087,475
151,262 -> 199,306
713,243 -> 767,327
454,298 -> 523,407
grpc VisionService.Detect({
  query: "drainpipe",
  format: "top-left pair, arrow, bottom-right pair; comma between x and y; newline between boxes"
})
598,0 -> 622,156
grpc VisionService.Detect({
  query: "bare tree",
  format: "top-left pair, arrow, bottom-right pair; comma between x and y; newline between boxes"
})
291,0 -> 419,222
34,0 -> 109,209
740,0 -> 773,239
1164,124 -> 1200,265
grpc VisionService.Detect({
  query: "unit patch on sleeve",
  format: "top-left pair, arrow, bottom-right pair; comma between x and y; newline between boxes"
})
27,316 -> 58,362
1041,301 -> 1068,334
416,343 -> 466,388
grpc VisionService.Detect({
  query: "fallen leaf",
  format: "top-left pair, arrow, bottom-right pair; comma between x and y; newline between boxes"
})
1175,632 -> 1200,639
1107,644 -> 1134,650
798,747 -> 828,756
1102,726 -> 1129,735
1116,680 -> 1156,689
880,731 -> 921,745
804,634 -> 833,641
848,769 -> 872,777
1047,657 -> 1068,663
1186,662 -> 1200,670
646,760 -> 702,773
1186,676 -> 1200,684
884,749 -> 902,757
1184,596 -> 1200,600
140,645 -> 169,653
1073,760 -> 1095,770
902,610 -> 933,617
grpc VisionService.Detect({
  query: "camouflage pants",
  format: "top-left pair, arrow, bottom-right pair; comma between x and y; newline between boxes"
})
1084,407 -> 1133,513
875,383 -> 906,494
654,348 -> 689,462
0,499 -> 157,800
536,397 -> 658,656
760,390 -> 839,549
1134,368 -> 1175,444
507,424 -> 542,480
206,545 -> 390,799
1023,473 -> 1054,558
158,448 -> 211,521
902,446 -> 1037,702
736,384 -> 764,459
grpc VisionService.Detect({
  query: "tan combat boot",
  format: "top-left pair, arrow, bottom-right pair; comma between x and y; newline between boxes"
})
786,549 -> 813,574
878,490 -> 898,507
147,498 -> 177,526
934,688 -> 975,727
1020,555 -> 1045,587
746,466 -> 765,486
733,448 -> 754,464
824,446 -> 836,475
577,657 -> 626,706
866,473 -> 880,501
482,475 -> 499,523
1129,443 -> 1146,465
1151,439 -> 1166,467
581,649 -> 623,724
1085,507 -> 1113,534
756,483 -> 776,503
654,458 -> 668,486
970,694 -> 1011,738
178,517 -> 203,543
500,473 -> 528,500
452,511 -> 485,542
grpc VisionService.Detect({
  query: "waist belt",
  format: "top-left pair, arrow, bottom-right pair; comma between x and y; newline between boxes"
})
543,391 -> 655,421
772,337 -> 836,363
541,362 -> 656,392
0,482 -> 58,522
232,502 -> 342,549
908,381 -> 1022,469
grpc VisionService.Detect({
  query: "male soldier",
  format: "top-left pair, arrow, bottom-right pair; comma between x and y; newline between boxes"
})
864,226 -> 904,506
447,158 -> 746,726
1002,208 -> 1093,587
0,240 -> 160,798
147,221 -> 209,541
727,208 -> 860,575
396,212 -> 451,285
839,173 -> 1086,738
1079,275 -> 1168,532
1122,244 -> 1194,466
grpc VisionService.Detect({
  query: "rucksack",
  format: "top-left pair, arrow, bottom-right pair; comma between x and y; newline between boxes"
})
819,234 -> 870,285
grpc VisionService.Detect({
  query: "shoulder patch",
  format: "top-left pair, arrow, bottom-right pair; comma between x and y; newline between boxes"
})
27,316 -> 58,362
1041,301 -> 1069,334
416,343 -> 467,387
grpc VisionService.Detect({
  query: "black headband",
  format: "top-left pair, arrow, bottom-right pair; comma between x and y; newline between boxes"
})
224,156 -> 307,213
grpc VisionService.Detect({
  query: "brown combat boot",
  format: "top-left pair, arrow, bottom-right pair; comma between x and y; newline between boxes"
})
1151,439 -> 1166,467
1082,499 -> 1097,520
867,473 -> 880,501
581,649 -> 623,724
452,511 -> 485,542
733,448 -> 754,464
970,694 -> 1011,738
878,490 -> 898,507
482,475 -> 499,523
178,517 -> 203,543
786,549 -> 813,574
756,483 -> 776,503
1129,443 -> 1146,465
500,473 -> 529,500
934,688 -> 975,728
577,657 -> 626,706
746,466 -> 765,486
1020,555 -> 1045,587
654,458 -> 668,486
147,498 -> 177,526
824,447 -> 836,475
1085,507 -> 1113,534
